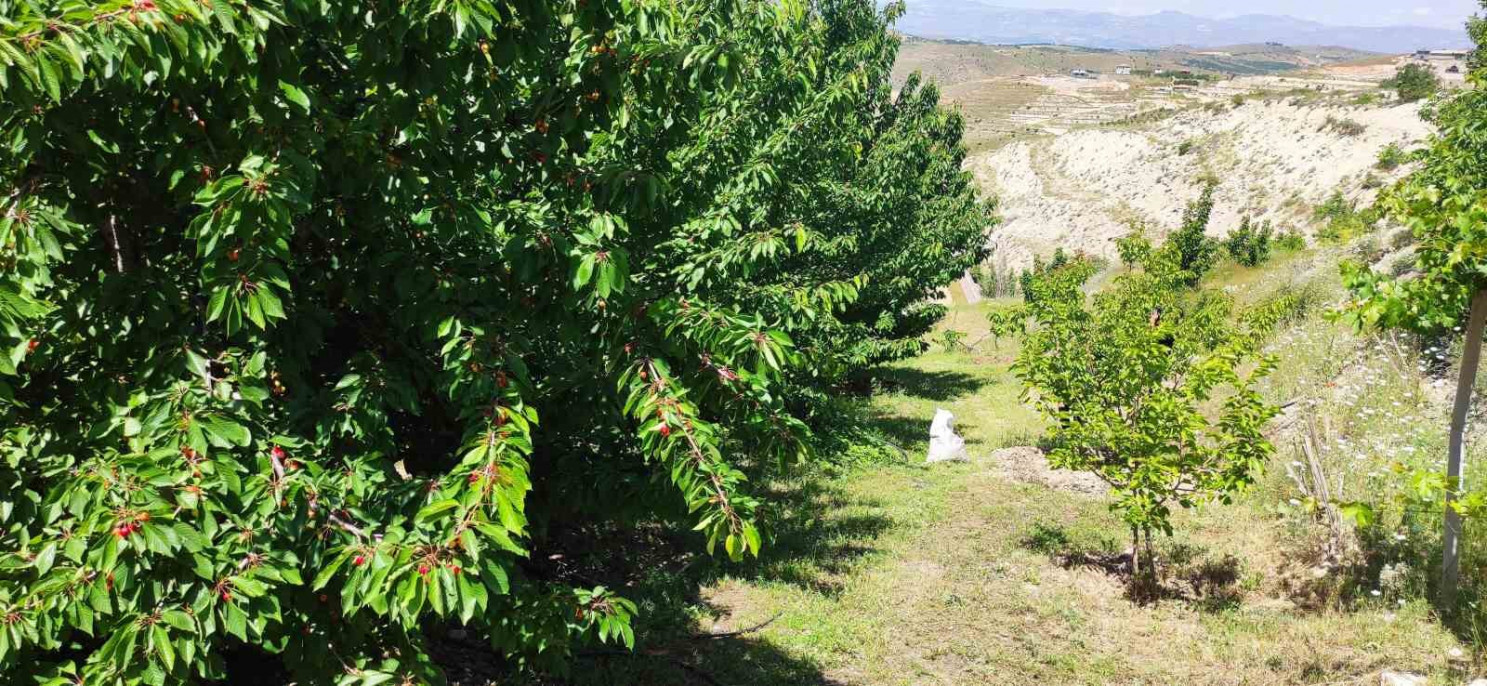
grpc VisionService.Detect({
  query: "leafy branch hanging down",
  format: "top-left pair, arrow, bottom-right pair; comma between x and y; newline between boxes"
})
0,0 -> 989,683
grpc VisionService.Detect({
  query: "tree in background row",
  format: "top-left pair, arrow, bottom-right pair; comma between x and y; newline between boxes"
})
1167,181 -> 1220,285
1342,4 -> 1487,607
0,1 -> 989,684
1224,216 -> 1274,268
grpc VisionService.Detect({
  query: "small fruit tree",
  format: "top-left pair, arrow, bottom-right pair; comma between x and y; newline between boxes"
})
0,0 -> 989,683
1342,32 -> 1487,606
1167,180 -> 1220,284
1011,250 -> 1279,583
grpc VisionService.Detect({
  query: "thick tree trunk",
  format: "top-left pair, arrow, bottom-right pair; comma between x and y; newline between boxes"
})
1442,287 -> 1487,609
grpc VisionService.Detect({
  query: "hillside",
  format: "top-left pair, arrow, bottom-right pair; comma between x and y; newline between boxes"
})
890,1 -> 1473,53
973,96 -> 1430,270
892,38 -> 1376,86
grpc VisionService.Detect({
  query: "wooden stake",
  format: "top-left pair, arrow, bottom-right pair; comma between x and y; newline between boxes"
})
1442,287 -> 1487,608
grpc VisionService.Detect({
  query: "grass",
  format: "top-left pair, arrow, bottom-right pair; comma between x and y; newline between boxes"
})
537,284 -> 1472,685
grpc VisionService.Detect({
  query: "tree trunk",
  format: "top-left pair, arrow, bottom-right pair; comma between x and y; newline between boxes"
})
1130,526 -> 1157,599
1442,287 -> 1487,609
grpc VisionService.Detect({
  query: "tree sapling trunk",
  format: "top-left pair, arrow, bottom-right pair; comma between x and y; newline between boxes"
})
1442,287 -> 1487,609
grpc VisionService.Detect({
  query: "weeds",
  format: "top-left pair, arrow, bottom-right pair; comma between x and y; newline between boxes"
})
1377,142 -> 1410,171
1321,115 -> 1367,137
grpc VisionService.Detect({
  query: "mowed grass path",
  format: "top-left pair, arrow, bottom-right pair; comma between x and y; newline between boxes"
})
563,303 -> 1464,686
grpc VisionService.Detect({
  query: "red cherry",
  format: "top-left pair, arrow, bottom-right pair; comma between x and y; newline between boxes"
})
26,339 -> 39,353
114,526 -> 130,538
451,565 -> 462,575
220,591 -> 232,602
227,248 -> 240,262
658,425 -> 671,438
271,446 -> 286,460
353,555 -> 366,566
418,564 -> 430,576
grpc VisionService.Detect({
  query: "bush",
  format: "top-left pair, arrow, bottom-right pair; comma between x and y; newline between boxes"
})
1321,115 -> 1367,137
1314,191 -> 1378,243
1314,191 -> 1356,222
0,1 -> 989,683
1225,216 -> 1275,267
1274,229 -> 1307,252
1383,63 -> 1440,103
1177,139 -> 1197,156
1376,143 -> 1409,171
971,260 -> 1021,299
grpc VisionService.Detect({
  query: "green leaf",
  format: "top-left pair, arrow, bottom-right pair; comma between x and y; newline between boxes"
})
574,255 -> 595,289
153,626 -> 175,672
34,543 -> 56,576
1338,502 -> 1376,528
278,81 -> 311,112
199,416 -> 251,447
161,610 -> 194,632
415,499 -> 460,524
313,552 -> 350,591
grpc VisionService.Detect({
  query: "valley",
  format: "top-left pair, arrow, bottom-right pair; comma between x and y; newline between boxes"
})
892,40 -> 1454,274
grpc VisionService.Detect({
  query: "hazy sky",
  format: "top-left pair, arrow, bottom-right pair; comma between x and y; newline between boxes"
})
976,0 -> 1481,29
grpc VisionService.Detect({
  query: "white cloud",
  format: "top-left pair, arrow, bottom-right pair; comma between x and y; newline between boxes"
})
1413,7 -> 1433,15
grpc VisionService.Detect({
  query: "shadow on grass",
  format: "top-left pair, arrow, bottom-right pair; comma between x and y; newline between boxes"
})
511,476 -> 895,685
1019,522 -> 1245,611
867,414 -> 933,454
873,367 -> 990,402
867,412 -> 997,453
733,478 -> 894,596
567,636 -> 848,686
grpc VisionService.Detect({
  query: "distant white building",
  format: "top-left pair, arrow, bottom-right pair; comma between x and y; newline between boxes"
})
1070,68 -> 1091,78
1115,64 -> 1133,75
1417,49 -> 1469,61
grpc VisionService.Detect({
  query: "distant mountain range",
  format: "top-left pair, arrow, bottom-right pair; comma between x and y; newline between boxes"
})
889,1 -> 1474,53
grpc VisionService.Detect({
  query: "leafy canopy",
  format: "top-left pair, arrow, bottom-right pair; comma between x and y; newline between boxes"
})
1385,63 -> 1441,104
0,0 -> 988,684
1008,249 -> 1280,570
1343,37 -> 1487,330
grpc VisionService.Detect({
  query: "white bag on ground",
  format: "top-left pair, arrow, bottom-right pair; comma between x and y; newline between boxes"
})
926,409 -> 969,463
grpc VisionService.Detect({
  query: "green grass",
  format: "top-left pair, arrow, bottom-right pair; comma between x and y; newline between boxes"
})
541,291 -> 1470,685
